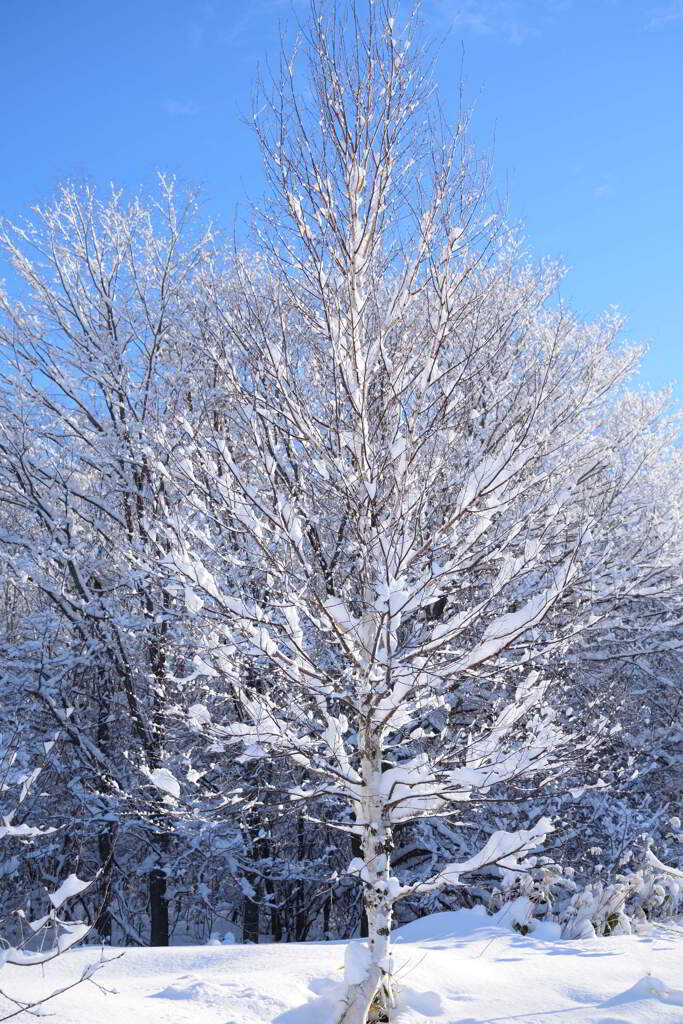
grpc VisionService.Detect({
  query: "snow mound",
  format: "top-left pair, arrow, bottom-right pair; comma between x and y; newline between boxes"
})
395,986 -> 444,1019
393,905 -> 497,943
150,975 -> 226,1002
393,906 -> 565,945
602,974 -> 683,1008
528,919 -> 563,939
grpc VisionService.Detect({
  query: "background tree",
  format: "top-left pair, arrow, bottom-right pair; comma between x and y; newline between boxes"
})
0,178 -> 228,946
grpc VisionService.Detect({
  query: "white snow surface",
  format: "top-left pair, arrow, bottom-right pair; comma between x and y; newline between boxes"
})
1,908 -> 682,1023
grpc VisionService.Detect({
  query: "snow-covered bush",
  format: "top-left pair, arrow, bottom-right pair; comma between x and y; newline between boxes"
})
0,741 -> 118,1020
489,829 -> 682,941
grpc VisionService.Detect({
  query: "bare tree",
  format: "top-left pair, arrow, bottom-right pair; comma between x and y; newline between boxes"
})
162,2 -> 682,1020
0,177 -> 215,945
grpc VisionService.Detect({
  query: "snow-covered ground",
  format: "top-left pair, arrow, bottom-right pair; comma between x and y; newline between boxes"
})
2,909 -> 682,1023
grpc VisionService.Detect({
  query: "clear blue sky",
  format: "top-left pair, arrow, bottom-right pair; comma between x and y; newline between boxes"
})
2,0 -> 681,403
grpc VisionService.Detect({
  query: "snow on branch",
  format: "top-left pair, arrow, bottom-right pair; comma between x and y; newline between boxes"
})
407,817 -> 554,896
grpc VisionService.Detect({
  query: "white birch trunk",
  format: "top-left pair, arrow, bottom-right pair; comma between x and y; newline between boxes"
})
339,723 -> 395,1024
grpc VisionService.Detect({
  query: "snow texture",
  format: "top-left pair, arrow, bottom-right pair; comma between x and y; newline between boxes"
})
1,910 -> 682,1023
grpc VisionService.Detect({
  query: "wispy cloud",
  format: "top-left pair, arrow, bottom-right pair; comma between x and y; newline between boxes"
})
593,183 -> 616,201
162,99 -> 201,118
648,2 -> 683,27
189,2 -> 216,49
433,0 -> 572,45
215,1 -> 308,51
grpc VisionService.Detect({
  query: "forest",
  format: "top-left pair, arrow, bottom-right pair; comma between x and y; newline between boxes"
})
0,2 -> 681,1022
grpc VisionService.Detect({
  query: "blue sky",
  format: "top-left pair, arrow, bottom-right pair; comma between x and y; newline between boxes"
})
2,0 -> 681,403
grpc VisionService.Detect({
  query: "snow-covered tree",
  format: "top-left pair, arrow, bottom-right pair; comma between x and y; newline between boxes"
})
0,177 -> 222,945
0,737 -> 118,1021
161,2 -> 682,1019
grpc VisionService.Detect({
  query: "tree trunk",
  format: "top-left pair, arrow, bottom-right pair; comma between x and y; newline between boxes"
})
338,736 -> 394,1024
94,824 -> 116,942
243,893 -> 260,943
293,814 -> 308,941
149,861 -> 170,946
242,807 -> 265,943
270,901 -> 283,943
94,702 -> 116,942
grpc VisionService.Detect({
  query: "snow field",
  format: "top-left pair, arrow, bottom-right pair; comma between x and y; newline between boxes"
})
1,909 -> 682,1024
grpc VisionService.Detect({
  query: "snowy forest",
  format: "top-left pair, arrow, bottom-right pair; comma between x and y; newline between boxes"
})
0,2 -> 681,1022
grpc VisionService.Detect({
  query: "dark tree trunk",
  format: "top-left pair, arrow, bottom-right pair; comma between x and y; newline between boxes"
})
294,815 -> 307,941
243,808 -> 263,944
94,824 -> 116,941
270,905 -> 283,943
322,888 -> 331,938
243,892 -> 260,943
149,863 -> 170,946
